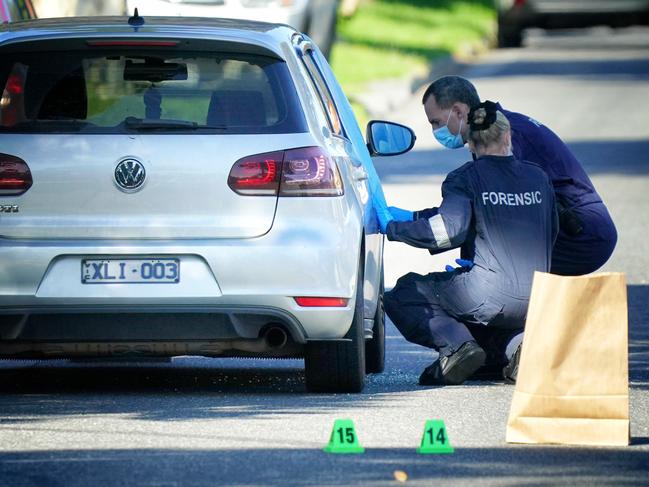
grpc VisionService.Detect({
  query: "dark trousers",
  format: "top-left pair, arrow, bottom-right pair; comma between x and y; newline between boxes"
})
552,202 -> 617,276
384,271 -> 525,363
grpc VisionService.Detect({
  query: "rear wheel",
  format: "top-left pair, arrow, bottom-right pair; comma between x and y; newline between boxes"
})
365,268 -> 385,374
304,264 -> 365,393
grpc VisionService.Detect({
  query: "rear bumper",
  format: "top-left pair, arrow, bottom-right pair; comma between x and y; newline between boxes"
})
0,199 -> 364,353
0,305 -> 311,359
0,299 -> 357,360
0,293 -> 354,360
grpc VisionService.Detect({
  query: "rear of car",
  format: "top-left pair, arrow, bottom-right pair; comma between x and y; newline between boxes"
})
0,17 -> 382,392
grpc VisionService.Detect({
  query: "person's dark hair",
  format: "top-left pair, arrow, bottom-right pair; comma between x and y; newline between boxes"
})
467,100 -> 510,149
468,100 -> 499,131
421,76 -> 480,109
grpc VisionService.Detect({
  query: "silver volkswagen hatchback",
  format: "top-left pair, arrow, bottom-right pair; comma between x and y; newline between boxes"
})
0,14 -> 414,392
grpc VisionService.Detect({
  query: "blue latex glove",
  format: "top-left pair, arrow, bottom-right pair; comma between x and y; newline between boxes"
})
365,157 -> 384,200
364,153 -> 396,233
388,206 -> 414,222
368,172 -> 386,212
370,189 -> 386,215
445,259 -> 474,272
367,163 -> 393,233
376,206 -> 394,234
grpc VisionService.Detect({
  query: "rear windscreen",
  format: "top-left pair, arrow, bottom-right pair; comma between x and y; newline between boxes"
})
0,48 -> 307,134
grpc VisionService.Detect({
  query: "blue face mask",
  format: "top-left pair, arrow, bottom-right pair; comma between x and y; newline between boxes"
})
433,110 -> 464,149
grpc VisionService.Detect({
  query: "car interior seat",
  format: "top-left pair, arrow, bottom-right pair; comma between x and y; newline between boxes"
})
206,90 -> 265,128
37,67 -> 88,120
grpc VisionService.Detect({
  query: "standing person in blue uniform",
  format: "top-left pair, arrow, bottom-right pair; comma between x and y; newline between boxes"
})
409,76 -> 616,276
376,101 -> 558,385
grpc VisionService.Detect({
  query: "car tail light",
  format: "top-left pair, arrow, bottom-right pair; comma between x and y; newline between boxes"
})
228,146 -> 343,197
5,74 -> 24,96
0,153 -> 32,195
294,297 -> 349,307
228,150 -> 283,195
279,147 -> 343,197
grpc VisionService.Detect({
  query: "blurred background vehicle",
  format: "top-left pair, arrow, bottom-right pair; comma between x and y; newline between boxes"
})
0,0 -> 37,22
31,0 -> 124,17
124,1 -> 339,58
33,0 -> 344,58
31,0 -> 339,58
497,0 -> 649,47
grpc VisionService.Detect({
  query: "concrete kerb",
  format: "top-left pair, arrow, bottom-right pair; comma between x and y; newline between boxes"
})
348,26 -> 495,119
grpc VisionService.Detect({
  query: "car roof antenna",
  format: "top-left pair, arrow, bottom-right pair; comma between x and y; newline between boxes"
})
128,8 -> 145,27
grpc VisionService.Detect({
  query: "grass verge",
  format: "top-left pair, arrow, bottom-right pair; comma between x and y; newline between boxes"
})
330,0 -> 496,121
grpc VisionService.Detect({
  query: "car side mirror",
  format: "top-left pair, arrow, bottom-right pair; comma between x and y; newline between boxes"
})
366,120 -> 416,157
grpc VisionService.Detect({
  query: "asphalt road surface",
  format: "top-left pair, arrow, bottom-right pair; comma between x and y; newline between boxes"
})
1,27 -> 648,486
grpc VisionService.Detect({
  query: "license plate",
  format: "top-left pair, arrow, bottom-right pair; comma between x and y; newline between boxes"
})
82,258 -> 180,284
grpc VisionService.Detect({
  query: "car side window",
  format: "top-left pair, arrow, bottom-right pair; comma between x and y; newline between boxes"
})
305,47 -> 373,169
300,50 -> 345,138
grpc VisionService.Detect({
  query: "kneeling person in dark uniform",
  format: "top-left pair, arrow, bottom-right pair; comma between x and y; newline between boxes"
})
420,76 -> 616,276
379,102 -> 558,386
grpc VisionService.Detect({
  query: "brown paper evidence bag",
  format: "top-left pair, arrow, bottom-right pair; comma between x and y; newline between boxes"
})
506,271 -> 629,446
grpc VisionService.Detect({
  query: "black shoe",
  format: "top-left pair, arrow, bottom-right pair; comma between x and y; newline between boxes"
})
469,363 -> 507,381
419,341 -> 487,386
503,343 -> 522,384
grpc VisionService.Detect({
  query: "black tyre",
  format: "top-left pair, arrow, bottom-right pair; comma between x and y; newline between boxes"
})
365,268 -> 385,374
304,263 -> 365,393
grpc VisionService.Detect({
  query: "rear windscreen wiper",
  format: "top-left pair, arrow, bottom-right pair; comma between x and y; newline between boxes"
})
124,117 -> 227,131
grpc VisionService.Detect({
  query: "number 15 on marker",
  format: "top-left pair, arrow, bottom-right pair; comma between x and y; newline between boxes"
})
336,427 -> 355,444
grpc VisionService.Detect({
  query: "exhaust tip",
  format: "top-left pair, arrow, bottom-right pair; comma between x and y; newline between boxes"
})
262,325 -> 288,349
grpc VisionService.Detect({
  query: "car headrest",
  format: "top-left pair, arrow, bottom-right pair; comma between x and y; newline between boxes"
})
38,68 -> 87,120
207,90 -> 265,127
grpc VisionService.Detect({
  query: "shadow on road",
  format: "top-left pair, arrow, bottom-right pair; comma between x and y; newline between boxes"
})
373,139 -> 649,182
0,326 -> 486,422
0,446 -> 647,486
0,319 -> 505,423
464,58 -> 649,81
0,285 -> 644,422
629,285 -> 649,389
0,361 -> 404,422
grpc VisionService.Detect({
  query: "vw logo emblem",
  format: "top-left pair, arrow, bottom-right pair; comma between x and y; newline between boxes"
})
114,158 -> 146,192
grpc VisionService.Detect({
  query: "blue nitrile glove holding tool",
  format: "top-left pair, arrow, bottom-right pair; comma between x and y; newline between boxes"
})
445,259 -> 474,272
365,158 -> 416,232
388,206 -> 414,222
372,189 -> 393,234
364,154 -> 473,268
366,157 -> 394,233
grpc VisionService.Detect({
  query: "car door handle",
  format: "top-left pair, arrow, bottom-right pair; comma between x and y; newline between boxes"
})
352,167 -> 368,181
